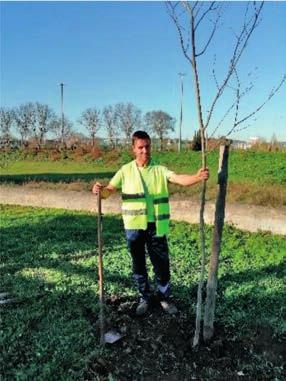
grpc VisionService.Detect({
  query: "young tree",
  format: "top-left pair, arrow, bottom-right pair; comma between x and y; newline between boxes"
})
34,103 -> 56,148
144,110 -> 175,150
115,102 -> 141,143
78,107 -> 101,147
102,105 -> 119,149
14,102 -> 36,147
0,107 -> 14,146
51,116 -> 73,148
167,1 -> 285,346
270,133 -> 279,151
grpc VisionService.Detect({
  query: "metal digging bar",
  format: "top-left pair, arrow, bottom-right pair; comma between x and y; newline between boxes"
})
97,191 -> 122,345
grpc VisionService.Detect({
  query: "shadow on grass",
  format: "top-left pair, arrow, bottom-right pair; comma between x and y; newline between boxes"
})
1,207 -> 285,379
1,212 -> 130,286
219,262 -> 285,285
0,171 -> 116,184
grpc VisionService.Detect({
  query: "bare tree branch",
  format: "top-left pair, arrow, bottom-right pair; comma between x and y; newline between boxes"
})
210,73 -> 286,143
0,107 -> 15,147
194,2 -> 217,32
115,102 -> 142,143
166,2 -> 194,67
196,14 -> 220,57
14,102 -> 36,146
212,55 -> 220,91
209,80 -> 260,139
144,110 -> 175,150
205,2 -> 264,129
193,2 -> 203,20
225,74 -> 286,135
232,69 -> 241,130
78,107 -> 101,147
102,105 -> 119,149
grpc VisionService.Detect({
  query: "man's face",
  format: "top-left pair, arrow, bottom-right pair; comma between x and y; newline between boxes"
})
132,138 -> 151,164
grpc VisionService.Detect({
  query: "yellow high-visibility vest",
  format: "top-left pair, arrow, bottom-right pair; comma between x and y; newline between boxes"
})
121,160 -> 170,236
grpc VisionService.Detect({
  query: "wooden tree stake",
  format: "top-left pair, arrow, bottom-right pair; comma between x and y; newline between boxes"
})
203,144 -> 230,341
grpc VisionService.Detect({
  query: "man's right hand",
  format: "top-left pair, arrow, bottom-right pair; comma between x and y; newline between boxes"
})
92,182 -> 114,199
92,182 -> 104,195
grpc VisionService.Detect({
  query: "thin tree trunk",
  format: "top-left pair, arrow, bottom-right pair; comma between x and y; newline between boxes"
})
191,9 -> 207,348
203,144 -> 229,341
97,192 -> 105,346
20,134 -> 24,148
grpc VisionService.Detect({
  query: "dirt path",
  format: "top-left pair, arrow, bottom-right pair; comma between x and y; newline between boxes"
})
1,185 -> 285,235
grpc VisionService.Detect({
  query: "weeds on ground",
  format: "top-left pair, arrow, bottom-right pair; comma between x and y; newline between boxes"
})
1,205 -> 285,379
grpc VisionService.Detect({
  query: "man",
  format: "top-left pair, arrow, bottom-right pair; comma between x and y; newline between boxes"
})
92,130 -> 209,316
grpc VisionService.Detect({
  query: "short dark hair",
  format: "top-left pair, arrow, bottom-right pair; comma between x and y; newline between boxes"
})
132,130 -> 151,146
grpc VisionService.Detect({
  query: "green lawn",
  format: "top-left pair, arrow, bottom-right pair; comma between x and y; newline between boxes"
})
1,150 -> 286,206
1,150 -> 285,185
1,204 -> 285,380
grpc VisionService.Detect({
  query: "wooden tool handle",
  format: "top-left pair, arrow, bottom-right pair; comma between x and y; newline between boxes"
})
97,191 -> 105,345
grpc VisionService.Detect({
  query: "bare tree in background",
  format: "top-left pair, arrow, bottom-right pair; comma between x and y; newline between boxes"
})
79,107 -> 101,147
51,116 -> 73,148
115,102 -> 142,144
144,110 -> 175,150
167,1 -> 285,346
270,133 -> 279,151
34,103 -> 56,148
102,105 -> 119,149
0,107 -> 14,146
14,103 -> 36,147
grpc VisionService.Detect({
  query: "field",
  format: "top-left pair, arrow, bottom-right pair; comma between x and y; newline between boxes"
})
1,150 -> 286,206
1,204 -> 285,380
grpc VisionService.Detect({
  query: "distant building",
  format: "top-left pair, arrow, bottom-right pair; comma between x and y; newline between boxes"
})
249,136 -> 261,146
231,140 -> 248,149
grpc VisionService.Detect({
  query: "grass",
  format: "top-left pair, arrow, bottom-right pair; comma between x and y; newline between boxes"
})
1,204 -> 285,380
1,150 -> 286,207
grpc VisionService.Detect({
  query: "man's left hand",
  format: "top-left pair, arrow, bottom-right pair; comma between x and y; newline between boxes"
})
197,167 -> 209,181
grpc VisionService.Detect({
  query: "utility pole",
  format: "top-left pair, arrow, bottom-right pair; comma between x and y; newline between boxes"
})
60,83 -> 65,147
178,73 -> 185,152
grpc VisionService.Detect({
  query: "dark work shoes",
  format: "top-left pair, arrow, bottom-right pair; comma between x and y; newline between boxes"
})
160,300 -> 178,315
135,297 -> 178,316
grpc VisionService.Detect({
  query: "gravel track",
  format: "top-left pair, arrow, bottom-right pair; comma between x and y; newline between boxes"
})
1,185 -> 285,235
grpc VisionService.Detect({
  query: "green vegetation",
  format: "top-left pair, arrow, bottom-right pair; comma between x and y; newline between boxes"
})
1,204 -> 285,380
1,149 -> 286,206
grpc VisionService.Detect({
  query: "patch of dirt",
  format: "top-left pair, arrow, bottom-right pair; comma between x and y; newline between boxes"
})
1,185 -> 286,234
83,296 -> 286,380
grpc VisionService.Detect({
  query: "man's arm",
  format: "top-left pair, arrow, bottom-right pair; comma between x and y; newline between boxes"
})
169,168 -> 209,186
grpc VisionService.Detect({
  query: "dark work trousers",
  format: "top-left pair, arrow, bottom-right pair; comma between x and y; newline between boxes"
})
125,222 -> 171,301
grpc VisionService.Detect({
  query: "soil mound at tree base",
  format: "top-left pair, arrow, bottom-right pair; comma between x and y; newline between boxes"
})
84,296 -> 285,380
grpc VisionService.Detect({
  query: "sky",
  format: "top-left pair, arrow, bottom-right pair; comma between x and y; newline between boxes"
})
1,1 -> 286,142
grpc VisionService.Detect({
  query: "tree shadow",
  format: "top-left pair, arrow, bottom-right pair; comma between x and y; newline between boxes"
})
1,207 -> 285,379
219,262 -> 285,286
1,212 -> 132,291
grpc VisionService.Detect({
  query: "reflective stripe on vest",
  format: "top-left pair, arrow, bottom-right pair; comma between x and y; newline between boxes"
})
122,208 -> 147,216
122,193 -> 145,201
120,160 -> 170,236
153,197 -> 169,205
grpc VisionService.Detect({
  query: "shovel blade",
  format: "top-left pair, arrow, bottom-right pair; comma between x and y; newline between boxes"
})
104,329 -> 122,344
